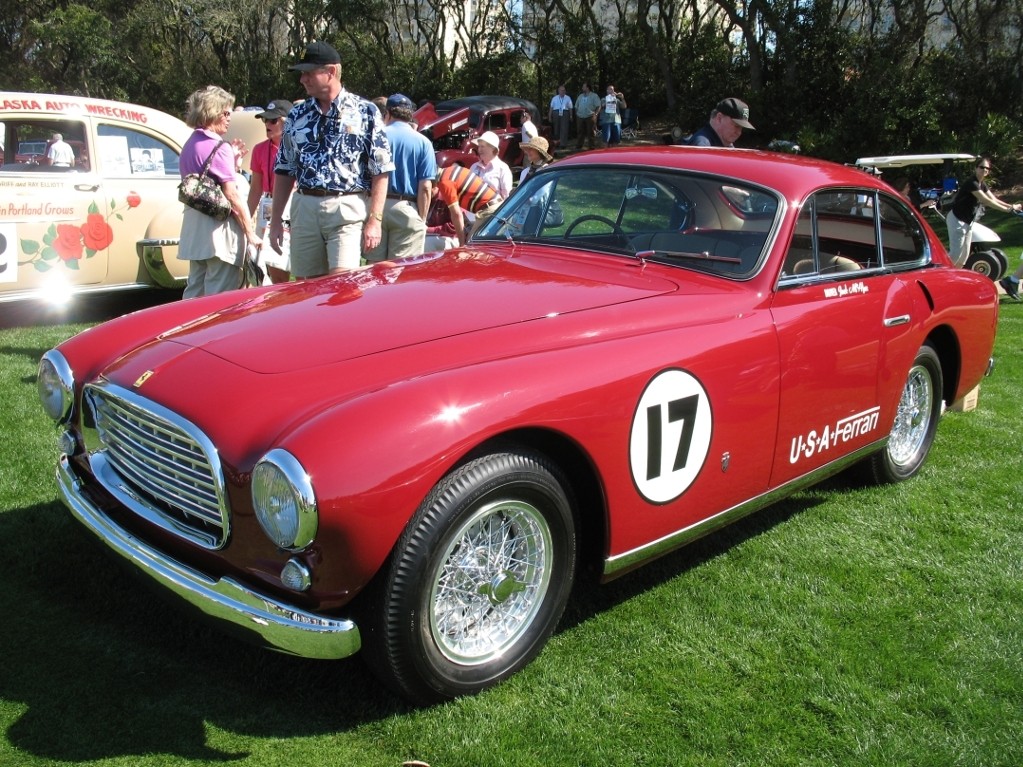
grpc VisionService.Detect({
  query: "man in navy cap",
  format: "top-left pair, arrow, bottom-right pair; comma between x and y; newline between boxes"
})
268,41 -> 393,276
365,94 -> 437,262
687,98 -> 755,148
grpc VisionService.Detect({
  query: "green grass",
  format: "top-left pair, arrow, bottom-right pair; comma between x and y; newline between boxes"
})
1,287 -> 1021,767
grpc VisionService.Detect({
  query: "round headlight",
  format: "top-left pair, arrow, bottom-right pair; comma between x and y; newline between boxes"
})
252,449 -> 317,551
38,350 -> 75,423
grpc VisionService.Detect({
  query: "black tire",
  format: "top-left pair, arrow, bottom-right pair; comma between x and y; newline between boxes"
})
361,449 -> 577,704
868,344 -> 943,483
990,248 -> 1009,281
965,249 -> 1001,280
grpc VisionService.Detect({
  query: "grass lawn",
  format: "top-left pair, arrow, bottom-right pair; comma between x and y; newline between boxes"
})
1,274 -> 1020,766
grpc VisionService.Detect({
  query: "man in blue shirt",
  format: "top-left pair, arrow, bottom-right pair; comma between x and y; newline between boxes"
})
268,41 -> 394,276
687,98 -> 755,148
366,94 -> 437,262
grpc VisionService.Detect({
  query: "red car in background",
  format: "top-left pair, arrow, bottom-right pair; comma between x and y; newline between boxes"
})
40,146 -> 997,705
414,95 -> 543,171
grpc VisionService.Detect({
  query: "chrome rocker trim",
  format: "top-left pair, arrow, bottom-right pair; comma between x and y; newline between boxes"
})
604,441 -> 883,578
57,454 -> 361,660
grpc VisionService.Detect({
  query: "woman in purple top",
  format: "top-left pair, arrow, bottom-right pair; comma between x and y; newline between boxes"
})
178,86 -> 261,298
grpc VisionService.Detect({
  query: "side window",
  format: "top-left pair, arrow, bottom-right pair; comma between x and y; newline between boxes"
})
784,190 -> 879,282
815,190 -> 879,271
96,124 -> 179,177
877,194 -> 927,267
0,120 -> 89,172
484,113 -> 507,132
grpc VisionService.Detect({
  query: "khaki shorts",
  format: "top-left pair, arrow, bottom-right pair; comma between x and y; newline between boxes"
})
289,190 -> 367,276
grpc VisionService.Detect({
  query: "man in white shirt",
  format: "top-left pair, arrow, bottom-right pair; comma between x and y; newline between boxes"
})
46,133 -> 75,168
548,85 -> 573,150
574,83 -> 601,151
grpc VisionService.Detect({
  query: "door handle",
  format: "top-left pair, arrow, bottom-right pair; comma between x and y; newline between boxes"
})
883,314 -> 910,327
74,184 -> 100,192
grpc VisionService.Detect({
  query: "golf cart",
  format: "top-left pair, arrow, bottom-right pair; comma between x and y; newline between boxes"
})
855,153 -> 1010,280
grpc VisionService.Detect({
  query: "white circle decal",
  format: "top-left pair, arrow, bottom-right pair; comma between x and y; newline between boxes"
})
629,369 -> 712,503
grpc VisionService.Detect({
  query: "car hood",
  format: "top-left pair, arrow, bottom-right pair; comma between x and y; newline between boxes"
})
149,249 -> 678,374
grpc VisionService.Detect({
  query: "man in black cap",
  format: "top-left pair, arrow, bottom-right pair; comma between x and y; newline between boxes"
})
248,98 -> 293,283
687,98 -> 755,148
268,40 -> 393,277
365,94 -> 437,262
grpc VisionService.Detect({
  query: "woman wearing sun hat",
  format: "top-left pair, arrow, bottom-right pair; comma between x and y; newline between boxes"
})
469,130 -> 512,199
518,135 -> 553,184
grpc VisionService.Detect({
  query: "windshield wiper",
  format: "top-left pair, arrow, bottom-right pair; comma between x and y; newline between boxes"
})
635,249 -> 741,264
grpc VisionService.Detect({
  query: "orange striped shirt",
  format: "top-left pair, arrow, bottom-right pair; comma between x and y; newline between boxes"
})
438,164 -> 499,213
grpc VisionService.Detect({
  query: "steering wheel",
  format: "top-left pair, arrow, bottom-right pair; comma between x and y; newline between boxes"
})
564,214 -> 627,242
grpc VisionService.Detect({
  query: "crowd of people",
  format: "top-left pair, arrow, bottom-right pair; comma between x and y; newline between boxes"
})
175,42 -> 661,297
177,41 -> 1022,303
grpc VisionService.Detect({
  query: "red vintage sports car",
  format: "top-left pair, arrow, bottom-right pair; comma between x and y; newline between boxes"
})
39,146 -> 998,704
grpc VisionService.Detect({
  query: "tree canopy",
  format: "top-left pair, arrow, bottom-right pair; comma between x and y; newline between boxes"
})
2,0 -> 1021,164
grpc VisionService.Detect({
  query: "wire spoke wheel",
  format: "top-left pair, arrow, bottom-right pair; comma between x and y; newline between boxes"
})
362,449 -> 576,704
430,499 -> 552,664
869,343 -> 942,483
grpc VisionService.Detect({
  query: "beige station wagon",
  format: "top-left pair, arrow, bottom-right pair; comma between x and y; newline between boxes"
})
0,92 -> 264,304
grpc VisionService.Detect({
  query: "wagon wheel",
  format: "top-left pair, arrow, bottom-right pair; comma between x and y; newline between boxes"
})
868,343 -> 942,483
361,449 -> 577,704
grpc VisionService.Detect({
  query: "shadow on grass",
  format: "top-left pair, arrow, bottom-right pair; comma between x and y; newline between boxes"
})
0,474 -> 860,761
0,501 -> 410,763
560,473 -> 857,630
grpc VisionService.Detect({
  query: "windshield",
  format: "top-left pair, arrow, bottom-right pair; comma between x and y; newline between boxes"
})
475,166 -> 780,278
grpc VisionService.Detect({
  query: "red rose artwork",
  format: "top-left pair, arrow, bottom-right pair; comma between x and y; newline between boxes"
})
81,213 -> 114,251
53,224 -> 84,262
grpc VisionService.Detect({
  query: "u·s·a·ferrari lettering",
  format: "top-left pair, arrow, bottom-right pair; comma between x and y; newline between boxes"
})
790,406 -> 880,463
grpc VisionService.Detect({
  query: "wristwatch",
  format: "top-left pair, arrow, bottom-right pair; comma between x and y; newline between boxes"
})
368,211 -> 383,221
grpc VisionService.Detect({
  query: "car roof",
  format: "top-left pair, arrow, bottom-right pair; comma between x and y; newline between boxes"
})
429,95 -> 538,114
557,145 -> 894,199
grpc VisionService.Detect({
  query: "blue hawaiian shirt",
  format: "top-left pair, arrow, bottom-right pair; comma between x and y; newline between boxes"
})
275,89 -> 393,192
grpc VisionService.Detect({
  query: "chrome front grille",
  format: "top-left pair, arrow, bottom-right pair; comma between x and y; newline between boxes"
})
82,382 -> 230,549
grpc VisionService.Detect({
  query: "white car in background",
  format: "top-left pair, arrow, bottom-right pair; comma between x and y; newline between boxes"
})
0,93 -> 263,304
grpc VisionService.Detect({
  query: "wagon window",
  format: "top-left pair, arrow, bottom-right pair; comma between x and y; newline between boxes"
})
96,123 -> 179,177
0,119 -> 89,172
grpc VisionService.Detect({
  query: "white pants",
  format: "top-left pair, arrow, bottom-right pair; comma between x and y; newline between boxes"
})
945,210 -> 973,267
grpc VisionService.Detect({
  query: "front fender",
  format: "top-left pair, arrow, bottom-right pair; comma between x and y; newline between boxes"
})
138,203 -> 188,287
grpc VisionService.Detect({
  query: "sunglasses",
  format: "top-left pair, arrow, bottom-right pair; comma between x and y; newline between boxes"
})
980,165 -> 992,170
264,118 -> 281,125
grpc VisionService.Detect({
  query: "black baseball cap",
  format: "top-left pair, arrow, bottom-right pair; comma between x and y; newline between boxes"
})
288,41 -> 341,72
716,97 -> 755,130
256,99 -> 293,120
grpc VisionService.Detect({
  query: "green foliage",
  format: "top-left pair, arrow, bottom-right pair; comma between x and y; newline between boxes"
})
0,0 -> 1021,162
452,51 -> 536,102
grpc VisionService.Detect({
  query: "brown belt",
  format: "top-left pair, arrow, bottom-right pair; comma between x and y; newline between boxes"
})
297,187 -> 362,197
386,193 -> 416,202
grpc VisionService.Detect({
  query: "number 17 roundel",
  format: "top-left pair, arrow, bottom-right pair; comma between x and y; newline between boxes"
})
629,368 -> 713,504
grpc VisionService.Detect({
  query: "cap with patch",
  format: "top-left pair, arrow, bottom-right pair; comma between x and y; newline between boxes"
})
386,94 -> 415,111
715,97 -> 755,130
257,99 -> 293,120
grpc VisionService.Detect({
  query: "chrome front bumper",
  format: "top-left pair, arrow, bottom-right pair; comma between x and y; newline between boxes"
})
57,454 -> 361,660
